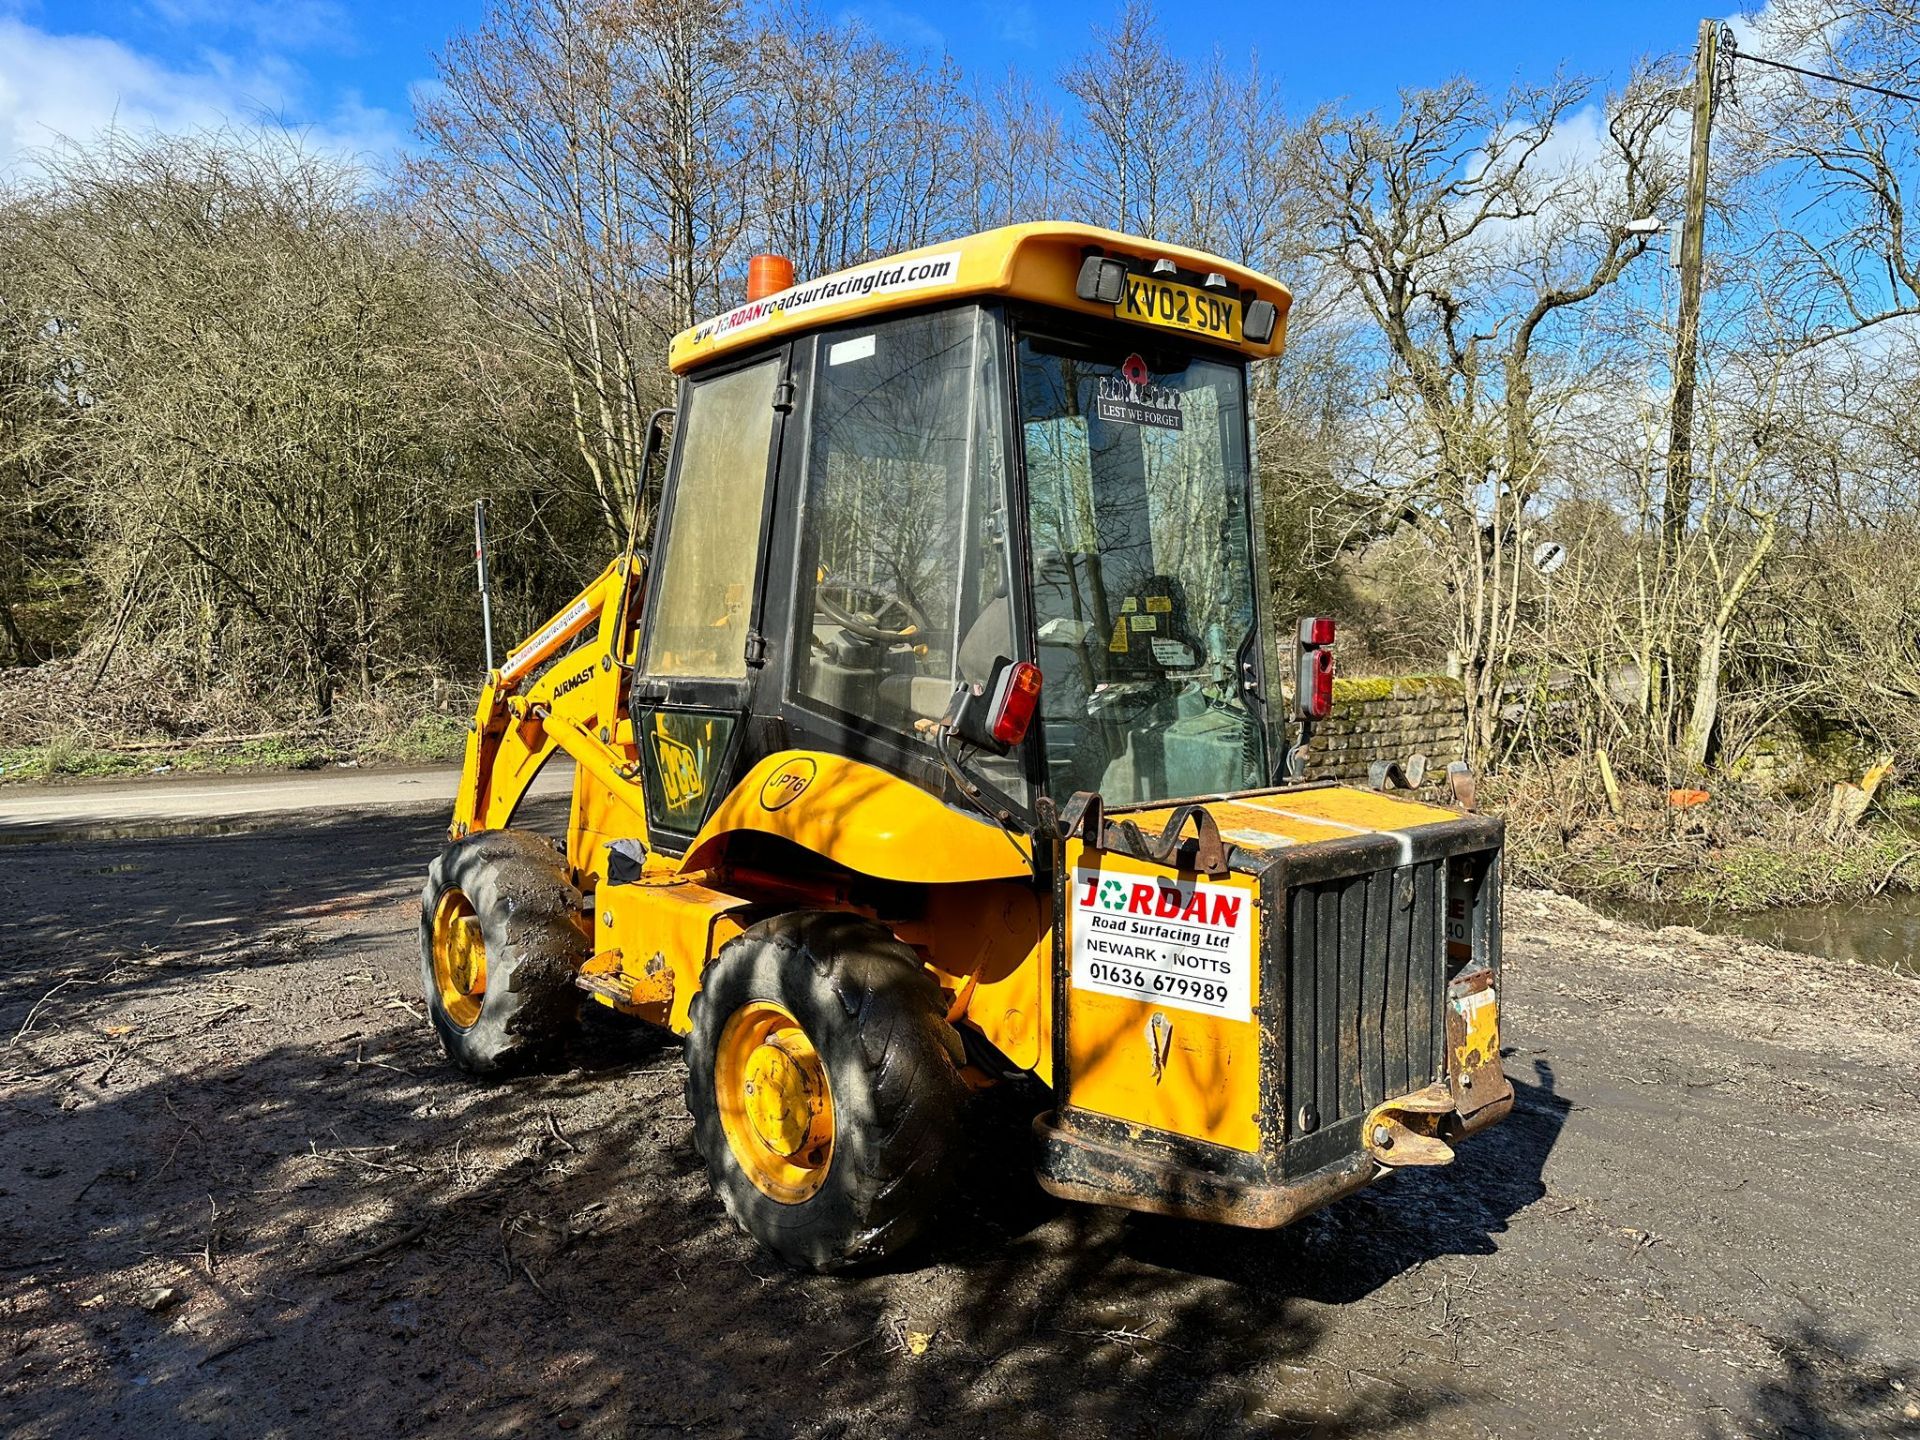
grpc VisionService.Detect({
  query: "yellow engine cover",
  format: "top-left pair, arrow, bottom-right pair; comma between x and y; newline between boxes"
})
1058,785 -> 1477,1156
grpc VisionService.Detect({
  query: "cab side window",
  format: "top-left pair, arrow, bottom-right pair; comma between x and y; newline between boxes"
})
793,309 -> 1014,735
643,359 -> 781,679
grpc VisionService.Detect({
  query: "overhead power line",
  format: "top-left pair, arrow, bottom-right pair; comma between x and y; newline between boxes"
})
1726,39 -> 1920,108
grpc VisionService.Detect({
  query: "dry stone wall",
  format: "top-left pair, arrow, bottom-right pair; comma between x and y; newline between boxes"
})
1301,675 -> 1468,788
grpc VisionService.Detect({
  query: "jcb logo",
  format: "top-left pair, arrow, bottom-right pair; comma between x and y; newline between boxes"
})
654,732 -> 704,811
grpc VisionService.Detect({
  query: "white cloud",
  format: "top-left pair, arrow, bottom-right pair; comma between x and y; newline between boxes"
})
145,0 -> 355,54
996,2 -> 1038,48
1724,0 -> 1822,67
0,16 -> 404,183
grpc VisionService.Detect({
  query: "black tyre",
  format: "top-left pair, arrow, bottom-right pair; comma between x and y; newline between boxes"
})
419,829 -> 588,1075
684,911 -> 967,1272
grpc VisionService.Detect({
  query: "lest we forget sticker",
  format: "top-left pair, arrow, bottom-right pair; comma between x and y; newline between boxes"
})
1093,354 -> 1184,430
1069,866 -> 1253,1021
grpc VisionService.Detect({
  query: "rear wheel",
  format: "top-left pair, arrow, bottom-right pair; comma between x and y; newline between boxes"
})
685,911 -> 966,1271
419,829 -> 587,1075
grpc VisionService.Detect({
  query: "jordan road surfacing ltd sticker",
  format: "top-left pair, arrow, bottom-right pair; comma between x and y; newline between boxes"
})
688,252 -> 963,347
1070,866 -> 1253,1021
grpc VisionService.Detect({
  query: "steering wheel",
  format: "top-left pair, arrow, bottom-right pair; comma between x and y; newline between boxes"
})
816,582 -> 926,645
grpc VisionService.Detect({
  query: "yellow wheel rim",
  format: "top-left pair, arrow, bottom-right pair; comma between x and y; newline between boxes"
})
431,889 -> 487,1029
715,1002 -> 835,1204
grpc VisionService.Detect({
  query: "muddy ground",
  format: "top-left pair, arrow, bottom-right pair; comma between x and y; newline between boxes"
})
2,798 -> 1917,1439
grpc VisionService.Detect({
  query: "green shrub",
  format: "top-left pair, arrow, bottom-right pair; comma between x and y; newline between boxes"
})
37,732 -> 145,779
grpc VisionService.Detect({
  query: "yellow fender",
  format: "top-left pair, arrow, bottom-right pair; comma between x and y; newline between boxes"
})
680,751 -> 1032,884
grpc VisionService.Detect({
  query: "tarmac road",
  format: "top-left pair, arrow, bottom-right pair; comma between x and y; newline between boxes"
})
0,773 -> 1916,1439
0,762 -> 573,840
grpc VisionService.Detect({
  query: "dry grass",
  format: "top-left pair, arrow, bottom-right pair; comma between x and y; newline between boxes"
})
1490,757 -> 1920,913
0,657 -> 471,782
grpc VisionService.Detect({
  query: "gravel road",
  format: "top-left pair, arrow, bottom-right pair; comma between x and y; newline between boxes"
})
1,785 -> 1915,1439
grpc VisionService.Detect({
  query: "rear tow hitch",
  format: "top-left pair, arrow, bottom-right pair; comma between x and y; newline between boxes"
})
1363,1082 -> 1457,1167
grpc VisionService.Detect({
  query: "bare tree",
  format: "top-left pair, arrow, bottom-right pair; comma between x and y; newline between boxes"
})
410,0 -> 751,540
0,194 -> 83,665
747,15 -> 972,276
1058,1 -> 1197,239
1294,70 -> 1685,759
21,129 -> 576,716
1723,0 -> 1920,350
969,72 -> 1065,231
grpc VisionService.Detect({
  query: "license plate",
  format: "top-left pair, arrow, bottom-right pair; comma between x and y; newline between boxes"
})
1117,277 -> 1242,343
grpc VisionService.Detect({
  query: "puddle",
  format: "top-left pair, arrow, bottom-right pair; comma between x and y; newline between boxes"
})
0,816 -> 280,847
1592,891 -> 1920,978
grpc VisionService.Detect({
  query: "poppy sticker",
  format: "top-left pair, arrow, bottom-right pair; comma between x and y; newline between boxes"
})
1095,354 -> 1183,431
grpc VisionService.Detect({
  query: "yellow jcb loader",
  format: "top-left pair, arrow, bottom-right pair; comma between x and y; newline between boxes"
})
421,224 -> 1512,1271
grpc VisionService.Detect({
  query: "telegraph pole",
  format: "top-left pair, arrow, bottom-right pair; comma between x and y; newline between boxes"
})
1664,18 -> 1719,550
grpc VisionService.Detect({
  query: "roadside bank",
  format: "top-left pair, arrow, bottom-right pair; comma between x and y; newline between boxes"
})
1494,762 -> 1920,918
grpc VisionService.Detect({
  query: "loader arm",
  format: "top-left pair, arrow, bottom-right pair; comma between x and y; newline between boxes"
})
450,555 -> 647,840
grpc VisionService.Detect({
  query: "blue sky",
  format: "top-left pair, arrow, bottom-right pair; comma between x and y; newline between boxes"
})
1,0 -> 1732,175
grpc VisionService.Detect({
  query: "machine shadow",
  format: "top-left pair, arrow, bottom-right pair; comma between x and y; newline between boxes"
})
847,1055 -> 1571,1433
1110,1056 -> 1572,1303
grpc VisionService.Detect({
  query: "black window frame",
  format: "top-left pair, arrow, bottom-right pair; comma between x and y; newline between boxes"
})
774,301 -> 1043,817
631,341 -> 794,716
626,340 -> 795,855
1004,301 -> 1276,803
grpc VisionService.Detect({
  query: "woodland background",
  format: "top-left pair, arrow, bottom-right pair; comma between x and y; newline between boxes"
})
6,0 -> 1920,905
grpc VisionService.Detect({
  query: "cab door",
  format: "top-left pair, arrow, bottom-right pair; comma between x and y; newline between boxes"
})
630,347 -> 791,852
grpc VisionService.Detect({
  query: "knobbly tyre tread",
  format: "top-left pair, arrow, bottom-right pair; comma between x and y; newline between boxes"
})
419,829 -> 588,1075
684,911 -> 967,1272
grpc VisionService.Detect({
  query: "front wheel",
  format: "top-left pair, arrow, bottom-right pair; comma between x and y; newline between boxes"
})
684,912 -> 966,1271
419,829 -> 587,1075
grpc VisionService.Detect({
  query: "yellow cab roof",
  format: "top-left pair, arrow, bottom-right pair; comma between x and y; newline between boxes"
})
668,221 -> 1294,375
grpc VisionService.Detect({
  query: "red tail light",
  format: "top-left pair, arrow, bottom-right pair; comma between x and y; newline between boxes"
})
988,661 -> 1043,747
1296,616 -> 1335,721
1300,647 -> 1334,719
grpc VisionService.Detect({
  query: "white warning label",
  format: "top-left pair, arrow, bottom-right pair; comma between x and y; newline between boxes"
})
1069,866 -> 1254,1021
